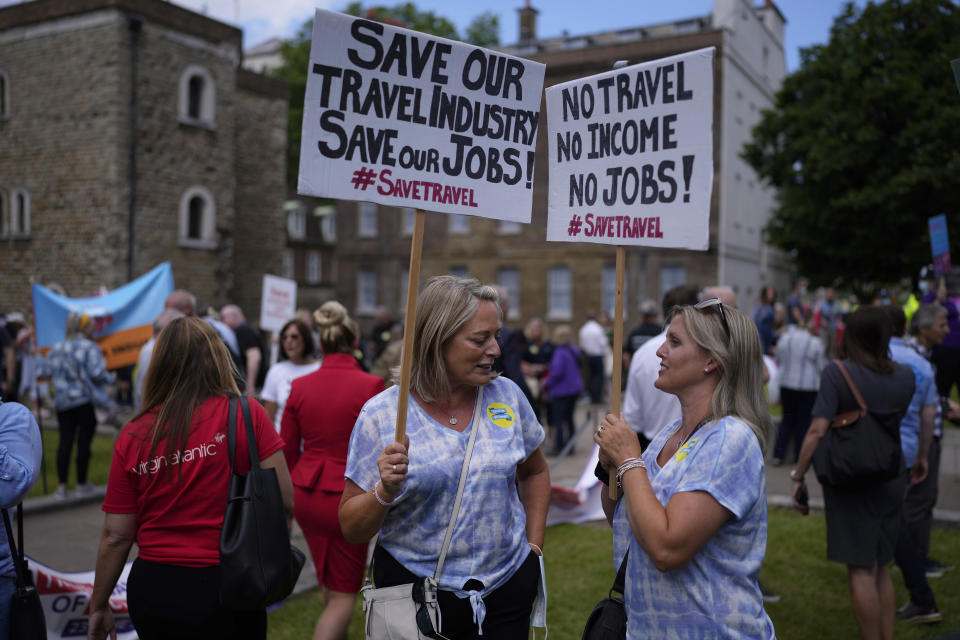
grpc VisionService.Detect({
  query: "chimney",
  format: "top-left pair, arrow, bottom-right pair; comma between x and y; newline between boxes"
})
517,1 -> 538,43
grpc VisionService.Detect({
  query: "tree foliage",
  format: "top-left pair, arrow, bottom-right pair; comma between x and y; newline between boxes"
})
742,0 -> 960,295
276,4 -> 500,187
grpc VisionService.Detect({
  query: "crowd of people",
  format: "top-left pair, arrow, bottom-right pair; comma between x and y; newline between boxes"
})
0,266 -> 957,639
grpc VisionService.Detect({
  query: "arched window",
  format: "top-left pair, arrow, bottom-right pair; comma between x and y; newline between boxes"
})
178,186 -> 216,248
178,65 -> 215,127
0,69 -> 9,118
7,188 -> 29,237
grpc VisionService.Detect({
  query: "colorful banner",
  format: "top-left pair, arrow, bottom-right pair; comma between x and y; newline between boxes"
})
929,214 -> 952,277
298,9 -> 546,222
545,48 -> 715,248
28,556 -> 137,640
32,262 -> 174,369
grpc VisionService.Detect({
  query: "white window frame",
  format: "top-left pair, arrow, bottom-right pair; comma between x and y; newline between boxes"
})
178,185 -> 216,249
603,265 -> 626,318
10,188 -> 30,237
547,267 -> 572,320
282,249 -> 295,279
306,250 -> 321,284
498,268 -> 521,320
401,207 -> 415,236
497,220 -> 521,235
287,208 -> 306,239
358,268 -> 377,313
320,208 -> 337,243
358,202 -> 378,238
0,69 -> 9,119
448,214 -> 470,235
178,65 -> 216,128
659,265 -> 686,296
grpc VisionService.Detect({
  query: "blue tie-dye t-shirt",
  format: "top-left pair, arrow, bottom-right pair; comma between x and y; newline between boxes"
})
612,416 -> 775,639
345,377 -> 544,598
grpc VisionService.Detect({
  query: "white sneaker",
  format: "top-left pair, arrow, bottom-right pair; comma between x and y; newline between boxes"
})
74,482 -> 97,498
53,486 -> 68,500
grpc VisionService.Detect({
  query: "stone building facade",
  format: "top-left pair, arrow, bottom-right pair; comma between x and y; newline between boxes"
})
0,0 -> 287,321
329,0 -> 791,338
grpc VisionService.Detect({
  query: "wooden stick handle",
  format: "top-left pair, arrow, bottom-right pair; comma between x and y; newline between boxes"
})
394,210 -> 425,443
609,245 -> 626,499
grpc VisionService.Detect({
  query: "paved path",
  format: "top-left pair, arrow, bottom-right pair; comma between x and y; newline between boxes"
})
22,402 -> 960,595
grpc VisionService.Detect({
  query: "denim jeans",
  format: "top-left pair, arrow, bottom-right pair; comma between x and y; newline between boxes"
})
0,574 -> 16,640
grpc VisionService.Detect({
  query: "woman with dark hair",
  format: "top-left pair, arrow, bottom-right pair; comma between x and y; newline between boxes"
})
87,316 -> 293,640
261,318 -> 320,431
790,306 -> 915,640
594,299 -> 775,638
280,301 -> 385,640
339,276 -> 550,639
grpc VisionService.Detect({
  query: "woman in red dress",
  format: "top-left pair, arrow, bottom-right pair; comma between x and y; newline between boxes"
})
281,301 -> 385,640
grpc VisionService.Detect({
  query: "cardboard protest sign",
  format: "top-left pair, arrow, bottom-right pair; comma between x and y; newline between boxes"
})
259,274 -> 297,333
545,47 -> 714,247
298,9 -> 546,222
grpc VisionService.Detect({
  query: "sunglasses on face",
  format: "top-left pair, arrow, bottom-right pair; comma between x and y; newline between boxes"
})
694,297 -> 731,342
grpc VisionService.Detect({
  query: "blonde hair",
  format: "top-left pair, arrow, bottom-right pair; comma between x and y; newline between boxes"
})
314,301 -> 357,355
673,304 -> 771,452
138,316 -> 240,480
552,324 -> 572,344
410,276 -> 500,403
65,311 -> 92,339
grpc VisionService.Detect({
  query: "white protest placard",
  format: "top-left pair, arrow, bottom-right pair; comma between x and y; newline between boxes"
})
298,9 -> 546,222
545,47 -> 714,248
260,274 -> 297,332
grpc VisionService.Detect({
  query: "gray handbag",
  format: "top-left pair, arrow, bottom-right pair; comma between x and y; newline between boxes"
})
361,389 -> 484,640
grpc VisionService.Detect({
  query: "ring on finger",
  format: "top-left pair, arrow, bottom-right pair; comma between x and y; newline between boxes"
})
597,425 -> 605,433
392,464 -> 398,473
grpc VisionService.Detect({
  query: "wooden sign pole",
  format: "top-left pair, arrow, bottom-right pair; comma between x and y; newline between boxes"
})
609,245 -> 626,499
394,210 -> 426,443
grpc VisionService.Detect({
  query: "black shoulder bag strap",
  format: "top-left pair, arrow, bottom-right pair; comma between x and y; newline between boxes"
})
227,396 -> 261,474
611,551 -> 628,598
2,503 -> 30,590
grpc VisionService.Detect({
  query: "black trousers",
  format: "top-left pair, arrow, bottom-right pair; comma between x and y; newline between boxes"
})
127,558 -> 266,640
372,545 -> 540,639
586,355 -> 605,403
893,476 -> 937,609
551,394 -> 578,451
773,388 -> 817,462
55,403 -> 97,484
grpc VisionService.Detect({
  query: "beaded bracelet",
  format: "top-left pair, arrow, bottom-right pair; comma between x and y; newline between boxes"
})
372,482 -> 394,507
616,457 -> 646,488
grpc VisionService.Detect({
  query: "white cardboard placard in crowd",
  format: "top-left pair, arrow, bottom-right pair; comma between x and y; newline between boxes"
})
259,274 -> 297,332
545,47 -> 715,248
298,9 -> 546,222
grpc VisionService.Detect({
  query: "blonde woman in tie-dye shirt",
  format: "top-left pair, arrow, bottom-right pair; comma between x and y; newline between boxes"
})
596,299 -> 776,639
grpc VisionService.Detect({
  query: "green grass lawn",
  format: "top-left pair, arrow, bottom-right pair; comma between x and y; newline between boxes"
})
267,509 -> 960,639
28,430 -> 115,498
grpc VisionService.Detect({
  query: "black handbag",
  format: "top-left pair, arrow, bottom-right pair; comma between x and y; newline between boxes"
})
219,396 -> 305,610
812,360 -> 903,489
582,551 -> 627,640
3,503 -> 47,640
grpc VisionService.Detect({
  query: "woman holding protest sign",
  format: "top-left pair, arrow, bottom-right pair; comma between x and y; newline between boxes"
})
594,299 -> 775,638
87,317 -> 293,640
339,275 -> 550,639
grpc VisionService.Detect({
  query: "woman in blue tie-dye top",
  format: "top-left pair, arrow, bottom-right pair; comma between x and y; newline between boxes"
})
594,299 -> 776,639
340,276 -> 550,639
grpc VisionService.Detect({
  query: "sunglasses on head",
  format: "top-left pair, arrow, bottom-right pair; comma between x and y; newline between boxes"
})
694,297 -> 731,342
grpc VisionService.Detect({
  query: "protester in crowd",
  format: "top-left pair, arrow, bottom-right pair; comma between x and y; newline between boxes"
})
752,286 -> 777,356
521,317 -> 553,425
295,308 -> 321,358
134,309 -> 185,412
339,276 -> 549,638
543,324 -> 583,455
771,308 -> 826,465
594,298 -> 775,638
886,305 -> 941,624
0,399 -> 42,640
370,321 -> 403,387
579,311 -> 609,404
626,299 -> 662,357
88,316 -> 292,640
786,278 -> 808,326
35,311 -> 115,500
261,318 -> 321,432
221,304 -> 268,396
493,286 -> 535,410
815,287 -> 840,358
368,306 -> 395,365
281,302 -> 384,640
922,277 -> 960,404
907,304 -> 958,580
621,284 -> 699,449
790,307 -> 915,639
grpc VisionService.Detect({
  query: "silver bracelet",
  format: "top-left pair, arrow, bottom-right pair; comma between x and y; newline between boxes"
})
372,482 -> 394,507
616,458 -> 646,488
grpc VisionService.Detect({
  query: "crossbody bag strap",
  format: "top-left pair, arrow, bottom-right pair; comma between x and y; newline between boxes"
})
833,360 -> 868,412
611,550 -> 628,597
227,397 -> 238,472
239,397 -> 261,470
434,387 -> 484,581
2,505 -> 27,589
